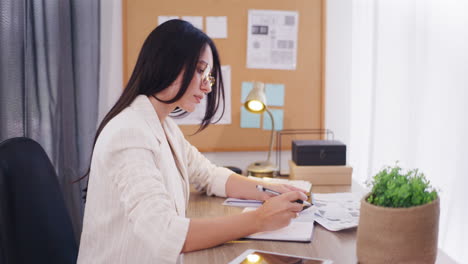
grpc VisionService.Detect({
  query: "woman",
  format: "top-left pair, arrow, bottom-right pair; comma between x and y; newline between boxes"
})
77,20 -> 308,264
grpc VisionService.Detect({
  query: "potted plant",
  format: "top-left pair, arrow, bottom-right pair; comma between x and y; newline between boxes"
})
356,164 -> 440,263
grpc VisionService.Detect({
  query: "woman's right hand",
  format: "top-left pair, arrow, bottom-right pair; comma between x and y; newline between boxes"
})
253,191 -> 308,232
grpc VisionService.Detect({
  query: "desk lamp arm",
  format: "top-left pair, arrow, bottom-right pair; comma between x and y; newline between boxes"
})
266,108 -> 275,162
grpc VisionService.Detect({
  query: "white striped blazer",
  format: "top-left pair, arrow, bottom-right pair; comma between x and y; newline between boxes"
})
77,95 -> 233,263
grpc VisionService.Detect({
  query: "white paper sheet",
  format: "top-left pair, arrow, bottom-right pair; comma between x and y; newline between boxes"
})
246,10 -> 299,70
181,16 -> 203,30
313,192 -> 363,231
158,16 -> 179,25
206,16 -> 228,39
174,65 -> 231,125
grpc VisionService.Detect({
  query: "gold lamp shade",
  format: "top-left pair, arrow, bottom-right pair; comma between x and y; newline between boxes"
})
244,82 -> 267,113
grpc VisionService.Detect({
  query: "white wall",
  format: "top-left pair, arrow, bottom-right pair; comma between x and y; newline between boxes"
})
324,0 -> 353,152
99,0 -> 123,122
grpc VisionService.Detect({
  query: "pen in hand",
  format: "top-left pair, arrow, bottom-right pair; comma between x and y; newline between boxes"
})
256,185 -> 313,208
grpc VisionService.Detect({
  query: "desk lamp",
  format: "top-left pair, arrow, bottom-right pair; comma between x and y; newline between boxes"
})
244,82 -> 278,177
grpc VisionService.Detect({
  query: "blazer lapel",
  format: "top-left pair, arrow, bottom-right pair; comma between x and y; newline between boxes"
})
162,120 -> 190,205
129,95 -> 165,145
129,95 -> 188,213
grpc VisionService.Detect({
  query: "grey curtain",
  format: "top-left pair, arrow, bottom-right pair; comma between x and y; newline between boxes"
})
0,0 -> 100,242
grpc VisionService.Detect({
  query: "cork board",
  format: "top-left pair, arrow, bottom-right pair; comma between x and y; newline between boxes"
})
123,0 -> 325,152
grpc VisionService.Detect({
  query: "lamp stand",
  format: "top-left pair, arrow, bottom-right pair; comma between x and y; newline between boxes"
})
247,160 -> 278,177
247,108 -> 278,177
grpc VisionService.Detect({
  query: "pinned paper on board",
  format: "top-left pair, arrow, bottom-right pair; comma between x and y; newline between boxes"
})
158,16 -> 179,25
246,10 -> 299,70
206,16 -> 228,39
240,107 -> 260,128
181,16 -> 203,30
263,109 -> 283,131
265,84 -> 285,106
174,65 -> 232,125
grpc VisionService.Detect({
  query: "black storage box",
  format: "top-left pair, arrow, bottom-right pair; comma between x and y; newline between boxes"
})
292,140 -> 346,166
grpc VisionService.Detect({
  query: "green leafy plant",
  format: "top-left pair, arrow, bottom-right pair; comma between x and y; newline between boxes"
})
367,164 -> 438,208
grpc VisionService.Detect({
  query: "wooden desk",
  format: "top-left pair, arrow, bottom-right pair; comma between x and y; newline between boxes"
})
185,182 -> 455,264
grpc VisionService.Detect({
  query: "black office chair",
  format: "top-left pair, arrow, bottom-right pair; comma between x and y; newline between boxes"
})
0,137 -> 78,264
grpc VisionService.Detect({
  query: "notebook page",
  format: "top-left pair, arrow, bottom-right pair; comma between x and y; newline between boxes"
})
242,207 -> 315,242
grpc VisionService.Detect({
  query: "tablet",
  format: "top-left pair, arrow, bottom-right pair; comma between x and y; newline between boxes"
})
228,249 -> 333,264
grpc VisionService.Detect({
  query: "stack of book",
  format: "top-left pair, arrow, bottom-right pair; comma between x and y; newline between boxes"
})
289,160 -> 353,185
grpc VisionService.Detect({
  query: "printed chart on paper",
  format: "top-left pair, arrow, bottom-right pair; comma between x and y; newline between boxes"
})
247,10 -> 299,70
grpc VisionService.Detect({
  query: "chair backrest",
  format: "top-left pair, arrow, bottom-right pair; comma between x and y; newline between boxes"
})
0,137 -> 78,264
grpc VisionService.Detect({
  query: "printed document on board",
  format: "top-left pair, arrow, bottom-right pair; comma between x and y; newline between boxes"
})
246,10 -> 299,70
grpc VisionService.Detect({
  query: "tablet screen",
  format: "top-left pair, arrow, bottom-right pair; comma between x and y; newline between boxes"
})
239,251 -> 327,264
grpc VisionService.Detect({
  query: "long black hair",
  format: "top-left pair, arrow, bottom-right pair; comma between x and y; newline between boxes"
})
76,19 -> 225,187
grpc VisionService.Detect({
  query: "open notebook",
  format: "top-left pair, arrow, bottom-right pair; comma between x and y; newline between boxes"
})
242,207 -> 315,242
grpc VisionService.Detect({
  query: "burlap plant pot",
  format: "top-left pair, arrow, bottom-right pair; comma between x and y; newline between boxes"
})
356,194 -> 440,264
